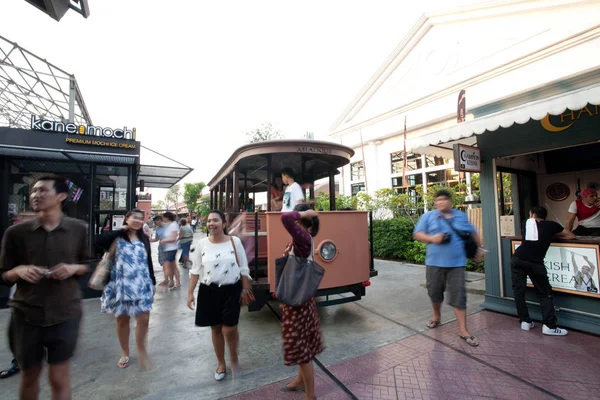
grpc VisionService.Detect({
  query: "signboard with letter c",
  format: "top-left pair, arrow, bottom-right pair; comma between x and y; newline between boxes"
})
453,144 -> 481,173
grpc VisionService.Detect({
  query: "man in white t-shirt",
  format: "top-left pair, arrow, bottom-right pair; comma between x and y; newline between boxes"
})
566,188 -> 600,236
281,167 -> 304,212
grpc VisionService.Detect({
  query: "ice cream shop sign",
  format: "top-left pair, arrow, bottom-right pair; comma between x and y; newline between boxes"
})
30,115 -> 136,141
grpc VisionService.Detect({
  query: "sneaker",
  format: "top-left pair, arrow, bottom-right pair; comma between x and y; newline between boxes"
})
542,325 -> 568,336
521,321 -> 534,331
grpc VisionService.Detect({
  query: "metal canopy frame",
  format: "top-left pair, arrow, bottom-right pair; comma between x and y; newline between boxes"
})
0,34 -> 91,130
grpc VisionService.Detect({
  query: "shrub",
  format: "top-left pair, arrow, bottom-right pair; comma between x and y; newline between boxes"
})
372,216 -> 484,272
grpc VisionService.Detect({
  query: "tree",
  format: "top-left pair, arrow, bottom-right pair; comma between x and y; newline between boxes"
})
164,184 -> 182,214
152,200 -> 166,210
183,182 -> 206,213
246,122 -> 283,143
197,196 -> 211,219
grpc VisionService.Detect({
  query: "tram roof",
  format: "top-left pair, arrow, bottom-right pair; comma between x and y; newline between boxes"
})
208,139 -> 355,191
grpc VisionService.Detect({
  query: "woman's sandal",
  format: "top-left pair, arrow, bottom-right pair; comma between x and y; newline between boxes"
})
280,383 -> 305,392
459,335 -> 480,347
426,319 -> 441,329
214,368 -> 226,381
0,360 -> 19,379
117,356 -> 130,368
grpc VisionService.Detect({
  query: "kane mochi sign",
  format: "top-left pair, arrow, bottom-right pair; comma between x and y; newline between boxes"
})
30,115 -> 136,141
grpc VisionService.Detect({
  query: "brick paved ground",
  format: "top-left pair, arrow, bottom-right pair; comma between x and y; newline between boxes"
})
228,310 -> 600,400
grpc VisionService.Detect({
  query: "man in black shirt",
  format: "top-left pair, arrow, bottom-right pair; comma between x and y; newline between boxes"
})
512,206 -> 575,336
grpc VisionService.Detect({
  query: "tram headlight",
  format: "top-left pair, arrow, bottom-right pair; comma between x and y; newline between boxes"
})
319,241 -> 337,261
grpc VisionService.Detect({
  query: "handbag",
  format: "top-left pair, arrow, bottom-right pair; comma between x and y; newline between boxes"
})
439,216 -> 478,259
89,239 -> 118,291
275,239 -> 325,307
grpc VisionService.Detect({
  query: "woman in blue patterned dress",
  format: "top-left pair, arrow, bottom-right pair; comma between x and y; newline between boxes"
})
96,209 -> 156,370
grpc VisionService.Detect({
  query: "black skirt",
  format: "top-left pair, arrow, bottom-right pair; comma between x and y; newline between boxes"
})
195,280 -> 242,327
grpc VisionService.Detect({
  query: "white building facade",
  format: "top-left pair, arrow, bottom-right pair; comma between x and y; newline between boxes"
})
328,0 -> 600,206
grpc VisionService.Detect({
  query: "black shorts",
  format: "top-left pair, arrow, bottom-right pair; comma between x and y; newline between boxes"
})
9,309 -> 81,370
195,281 -> 242,327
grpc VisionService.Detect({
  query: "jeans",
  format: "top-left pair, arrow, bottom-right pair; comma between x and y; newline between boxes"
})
511,256 -> 557,328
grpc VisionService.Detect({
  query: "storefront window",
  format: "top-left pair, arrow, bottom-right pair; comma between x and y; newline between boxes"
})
95,165 -> 129,211
350,161 -> 364,181
391,152 -> 422,173
425,155 -> 449,167
7,159 -> 91,226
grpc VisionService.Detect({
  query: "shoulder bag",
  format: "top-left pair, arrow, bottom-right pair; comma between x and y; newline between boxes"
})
439,216 -> 478,259
275,239 -> 325,307
89,239 -> 118,291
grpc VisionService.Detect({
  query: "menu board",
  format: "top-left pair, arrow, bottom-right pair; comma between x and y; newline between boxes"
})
512,241 -> 600,298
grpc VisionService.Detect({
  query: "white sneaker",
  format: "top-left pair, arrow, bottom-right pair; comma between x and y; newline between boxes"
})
542,325 -> 568,336
521,321 -> 534,331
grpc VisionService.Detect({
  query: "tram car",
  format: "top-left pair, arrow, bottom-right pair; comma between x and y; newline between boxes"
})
206,140 -> 377,311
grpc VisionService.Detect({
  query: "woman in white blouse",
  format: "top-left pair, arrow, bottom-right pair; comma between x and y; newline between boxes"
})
187,210 -> 254,381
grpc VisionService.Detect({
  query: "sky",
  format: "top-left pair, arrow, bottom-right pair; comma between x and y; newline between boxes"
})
1,0 -> 482,201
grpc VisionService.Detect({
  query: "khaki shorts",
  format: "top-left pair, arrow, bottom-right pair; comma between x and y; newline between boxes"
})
425,266 -> 467,310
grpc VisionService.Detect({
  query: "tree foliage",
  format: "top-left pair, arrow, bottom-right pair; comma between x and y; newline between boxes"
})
246,122 -> 283,143
183,182 -> 206,213
152,200 -> 166,210
197,196 -> 211,219
314,191 -> 357,211
164,184 -> 182,212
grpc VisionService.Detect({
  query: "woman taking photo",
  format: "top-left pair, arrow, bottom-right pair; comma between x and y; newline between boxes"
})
187,210 -> 254,381
270,175 -> 284,211
280,204 -> 323,400
178,218 -> 194,268
96,209 -> 156,370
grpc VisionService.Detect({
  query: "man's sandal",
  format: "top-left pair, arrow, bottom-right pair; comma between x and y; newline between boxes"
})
426,319 -> 441,329
0,360 -> 19,379
459,335 -> 480,347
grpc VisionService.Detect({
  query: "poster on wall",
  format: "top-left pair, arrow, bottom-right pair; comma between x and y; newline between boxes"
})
112,215 -> 125,230
512,241 -> 600,298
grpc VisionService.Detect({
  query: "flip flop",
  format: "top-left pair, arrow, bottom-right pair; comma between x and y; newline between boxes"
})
0,360 -> 19,379
459,335 -> 480,347
426,319 -> 441,329
280,384 -> 305,392
117,356 -> 130,368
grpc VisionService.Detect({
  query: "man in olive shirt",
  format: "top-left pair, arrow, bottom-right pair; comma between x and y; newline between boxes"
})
0,176 -> 89,400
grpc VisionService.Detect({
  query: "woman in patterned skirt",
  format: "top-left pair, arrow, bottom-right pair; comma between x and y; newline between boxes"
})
96,209 -> 156,370
280,204 -> 324,400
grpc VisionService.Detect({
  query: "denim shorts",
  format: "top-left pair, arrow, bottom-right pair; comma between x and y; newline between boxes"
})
163,250 -> 177,262
180,241 -> 192,258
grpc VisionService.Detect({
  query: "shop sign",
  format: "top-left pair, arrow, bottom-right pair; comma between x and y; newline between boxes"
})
453,144 -> 481,172
65,137 -> 136,149
31,115 -> 136,140
541,105 -> 599,133
512,240 -> 600,298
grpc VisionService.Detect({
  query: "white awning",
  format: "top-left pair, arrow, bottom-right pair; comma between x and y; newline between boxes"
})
407,84 -> 600,152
